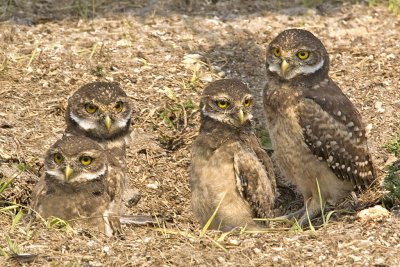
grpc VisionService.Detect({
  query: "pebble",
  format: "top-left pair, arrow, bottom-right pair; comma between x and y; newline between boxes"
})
374,101 -> 385,113
357,205 -> 390,221
146,183 -> 159,189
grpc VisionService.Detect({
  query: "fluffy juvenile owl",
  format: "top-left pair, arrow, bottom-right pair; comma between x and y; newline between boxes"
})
31,136 -> 124,237
65,82 -> 132,153
65,81 -> 134,206
263,29 -> 376,226
190,79 -> 276,231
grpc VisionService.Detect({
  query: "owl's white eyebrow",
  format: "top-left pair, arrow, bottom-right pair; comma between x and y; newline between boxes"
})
301,59 -> 324,74
268,63 -> 280,73
114,116 -> 130,128
74,165 -> 107,181
70,112 -> 97,130
45,169 -> 63,177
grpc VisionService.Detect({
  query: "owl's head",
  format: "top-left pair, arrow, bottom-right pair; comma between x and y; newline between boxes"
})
66,82 -> 132,140
200,79 -> 253,127
45,136 -> 108,183
266,29 -> 329,81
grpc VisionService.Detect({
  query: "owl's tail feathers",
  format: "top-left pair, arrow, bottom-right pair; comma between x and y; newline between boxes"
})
119,214 -> 173,226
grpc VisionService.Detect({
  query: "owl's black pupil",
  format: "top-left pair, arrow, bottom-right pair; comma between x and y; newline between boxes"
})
86,104 -> 96,110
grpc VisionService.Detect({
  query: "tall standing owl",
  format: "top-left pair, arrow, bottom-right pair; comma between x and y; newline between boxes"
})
31,136 -> 124,237
263,29 -> 376,226
190,79 -> 276,231
65,82 -> 134,206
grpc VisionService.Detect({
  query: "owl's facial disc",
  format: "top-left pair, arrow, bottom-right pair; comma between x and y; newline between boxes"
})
268,48 -> 324,80
202,95 -> 253,126
69,99 -> 131,138
46,152 -> 107,182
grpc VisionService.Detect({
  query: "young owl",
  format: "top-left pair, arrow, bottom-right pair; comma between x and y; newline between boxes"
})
65,82 -> 134,206
190,79 -> 276,231
31,136 -> 124,237
263,29 -> 376,226
65,81 -> 132,154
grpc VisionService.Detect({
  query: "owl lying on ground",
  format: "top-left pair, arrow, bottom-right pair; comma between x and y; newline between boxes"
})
263,29 -> 376,227
190,79 -> 276,231
31,135 -> 124,237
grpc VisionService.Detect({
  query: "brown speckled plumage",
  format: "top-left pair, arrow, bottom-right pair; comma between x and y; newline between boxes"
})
31,136 -> 123,237
65,82 -> 133,207
264,29 -> 376,226
190,79 -> 276,231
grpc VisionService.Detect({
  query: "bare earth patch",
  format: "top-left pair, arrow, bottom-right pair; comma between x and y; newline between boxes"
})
1,0 -> 400,266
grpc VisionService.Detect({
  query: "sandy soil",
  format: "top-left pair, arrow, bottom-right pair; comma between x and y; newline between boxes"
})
0,0 -> 400,266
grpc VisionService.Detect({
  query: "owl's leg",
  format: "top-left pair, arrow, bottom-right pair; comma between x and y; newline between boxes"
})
297,196 -> 324,228
274,206 -> 305,221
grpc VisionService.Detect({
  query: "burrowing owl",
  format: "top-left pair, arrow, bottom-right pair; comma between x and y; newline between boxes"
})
65,81 -> 134,206
65,82 -> 132,155
190,79 -> 276,231
263,29 -> 376,226
31,136 -> 124,237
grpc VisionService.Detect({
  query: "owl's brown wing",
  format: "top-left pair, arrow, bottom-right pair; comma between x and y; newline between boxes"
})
30,176 -> 47,211
104,155 -> 124,236
246,134 -> 277,195
233,141 -> 275,219
299,79 -> 376,190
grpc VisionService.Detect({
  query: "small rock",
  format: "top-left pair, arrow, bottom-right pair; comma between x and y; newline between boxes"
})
88,261 -> 102,267
349,255 -> 362,262
374,257 -> 386,265
365,123 -> 373,135
146,183 -> 159,189
374,101 -> 385,113
357,205 -> 390,221
102,246 -> 110,255
217,256 -> 225,263
229,239 -> 239,245
253,248 -> 261,254
143,237 -> 152,243
86,240 -> 95,247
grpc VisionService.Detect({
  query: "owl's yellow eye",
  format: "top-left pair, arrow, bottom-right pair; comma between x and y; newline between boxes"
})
115,101 -> 124,113
297,51 -> 310,60
85,103 -> 98,114
244,99 -> 252,107
79,156 -> 93,166
53,153 -> 64,164
216,100 -> 229,109
273,48 -> 281,57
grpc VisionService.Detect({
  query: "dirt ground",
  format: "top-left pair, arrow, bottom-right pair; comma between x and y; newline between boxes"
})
1,0 -> 400,266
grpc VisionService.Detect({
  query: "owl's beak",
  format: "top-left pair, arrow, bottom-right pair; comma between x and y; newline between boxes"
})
281,60 -> 289,76
104,115 -> 112,130
64,165 -> 73,181
237,109 -> 245,124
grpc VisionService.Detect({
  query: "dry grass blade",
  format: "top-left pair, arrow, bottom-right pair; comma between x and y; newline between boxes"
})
316,178 -> 326,225
11,208 -> 23,233
305,199 -> 316,231
199,192 -> 226,237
